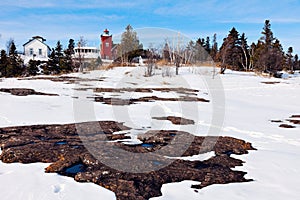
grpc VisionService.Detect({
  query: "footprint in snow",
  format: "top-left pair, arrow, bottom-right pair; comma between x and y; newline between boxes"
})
52,184 -> 65,194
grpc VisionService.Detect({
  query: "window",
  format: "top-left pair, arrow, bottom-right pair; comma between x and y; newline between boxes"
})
39,49 -> 42,55
29,48 -> 33,55
106,42 -> 109,48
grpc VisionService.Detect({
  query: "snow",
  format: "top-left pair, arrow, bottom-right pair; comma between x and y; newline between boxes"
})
165,151 -> 215,161
0,67 -> 300,199
0,162 -> 116,200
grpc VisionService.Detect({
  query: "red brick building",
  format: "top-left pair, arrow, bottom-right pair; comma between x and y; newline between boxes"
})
100,29 -> 113,60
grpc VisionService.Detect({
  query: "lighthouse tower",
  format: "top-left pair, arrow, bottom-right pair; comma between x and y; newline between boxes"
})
100,29 -> 112,60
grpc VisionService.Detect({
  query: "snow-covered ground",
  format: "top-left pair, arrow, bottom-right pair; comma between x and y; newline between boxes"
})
0,67 -> 299,200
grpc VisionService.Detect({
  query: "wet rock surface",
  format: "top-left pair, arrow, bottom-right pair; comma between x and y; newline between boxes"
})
0,121 -> 255,200
0,88 -> 59,96
152,116 -> 195,125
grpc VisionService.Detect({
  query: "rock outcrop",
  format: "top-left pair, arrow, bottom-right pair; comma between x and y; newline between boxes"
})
0,88 -> 58,96
0,121 -> 255,200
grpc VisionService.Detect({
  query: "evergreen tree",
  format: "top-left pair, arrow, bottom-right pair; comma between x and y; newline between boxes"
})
47,41 -> 63,74
204,36 -> 211,54
27,60 -> 39,76
286,47 -> 293,72
163,42 -> 171,62
270,39 -> 284,72
195,37 -> 208,61
294,54 -> 299,70
47,48 -> 59,74
62,39 -> 75,73
260,20 -> 275,49
210,33 -> 218,61
6,41 -> 23,77
0,50 -> 8,77
218,27 -> 241,73
256,20 -> 284,72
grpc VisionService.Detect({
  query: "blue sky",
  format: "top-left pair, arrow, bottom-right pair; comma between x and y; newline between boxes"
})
0,0 -> 300,54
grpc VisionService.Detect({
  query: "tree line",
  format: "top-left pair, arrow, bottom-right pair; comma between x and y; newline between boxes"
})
208,20 -> 299,74
1,20 -> 299,78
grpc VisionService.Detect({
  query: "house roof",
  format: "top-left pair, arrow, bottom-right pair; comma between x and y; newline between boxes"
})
23,36 -> 51,50
33,36 -> 46,41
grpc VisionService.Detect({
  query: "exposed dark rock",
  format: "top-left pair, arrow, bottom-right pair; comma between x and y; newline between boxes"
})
153,116 -> 195,125
0,88 -> 58,96
270,120 -> 283,123
290,115 -> 300,118
0,122 -> 255,200
279,124 -> 296,128
261,81 -> 281,84
18,76 -> 105,84
93,95 -> 209,105
93,87 -> 199,94
286,119 -> 300,125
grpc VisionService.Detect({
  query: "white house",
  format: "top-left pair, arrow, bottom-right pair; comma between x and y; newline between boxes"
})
73,46 -> 100,60
23,36 -> 51,62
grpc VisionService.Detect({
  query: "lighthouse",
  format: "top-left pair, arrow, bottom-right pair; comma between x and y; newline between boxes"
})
100,29 -> 112,60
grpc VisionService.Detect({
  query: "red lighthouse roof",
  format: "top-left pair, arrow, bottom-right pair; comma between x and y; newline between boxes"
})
102,29 -> 110,36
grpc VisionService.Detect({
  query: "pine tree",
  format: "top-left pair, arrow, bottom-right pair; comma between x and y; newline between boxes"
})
218,27 -> 241,73
294,54 -> 299,70
210,33 -> 218,61
62,39 -> 75,73
0,50 -> 8,77
6,41 -> 23,77
163,42 -> 171,62
270,39 -> 284,72
47,41 -> 63,74
195,37 -> 207,61
47,48 -> 59,74
204,36 -> 211,54
27,60 -> 39,76
260,20 -> 275,49
256,20 -> 284,72
286,47 -> 293,72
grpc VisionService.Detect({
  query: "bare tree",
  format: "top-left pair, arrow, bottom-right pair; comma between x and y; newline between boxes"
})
118,25 -> 142,65
76,36 -> 87,72
6,38 -> 14,53
145,44 -> 157,77
163,33 -> 185,75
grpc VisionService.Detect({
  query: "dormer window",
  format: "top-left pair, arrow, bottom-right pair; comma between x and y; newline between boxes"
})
39,49 -> 42,55
29,48 -> 33,55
